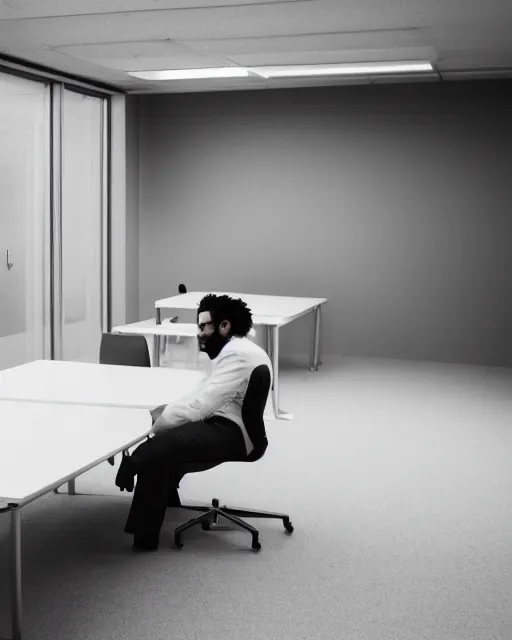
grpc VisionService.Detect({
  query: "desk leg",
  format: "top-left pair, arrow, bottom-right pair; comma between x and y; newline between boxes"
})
268,326 -> 293,420
310,305 -> 322,371
264,324 -> 269,354
154,309 -> 161,367
151,337 -> 160,367
10,508 -> 22,640
170,315 -> 180,344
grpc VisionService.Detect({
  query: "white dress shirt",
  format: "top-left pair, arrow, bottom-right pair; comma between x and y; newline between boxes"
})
153,336 -> 273,456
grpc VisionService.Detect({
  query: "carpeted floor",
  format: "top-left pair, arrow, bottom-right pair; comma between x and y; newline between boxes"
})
1,354 -> 511,640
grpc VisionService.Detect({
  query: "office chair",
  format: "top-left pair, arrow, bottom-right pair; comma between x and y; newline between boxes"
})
171,364 -> 294,551
99,333 -> 151,466
99,333 -> 151,368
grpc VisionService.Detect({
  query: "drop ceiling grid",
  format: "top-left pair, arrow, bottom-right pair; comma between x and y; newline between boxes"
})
0,1 -> 434,50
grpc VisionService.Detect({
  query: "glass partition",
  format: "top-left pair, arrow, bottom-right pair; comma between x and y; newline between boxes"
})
60,87 -> 107,363
0,72 -> 51,369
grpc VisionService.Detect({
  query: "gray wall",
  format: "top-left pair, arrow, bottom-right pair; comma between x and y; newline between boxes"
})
125,95 -> 139,323
130,81 -> 512,368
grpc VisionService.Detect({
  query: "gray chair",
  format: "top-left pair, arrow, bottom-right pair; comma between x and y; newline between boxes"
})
99,333 -> 151,368
99,333 -> 151,466
172,364 -> 294,551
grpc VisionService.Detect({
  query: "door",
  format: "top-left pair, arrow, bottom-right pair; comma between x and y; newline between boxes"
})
0,73 -> 51,370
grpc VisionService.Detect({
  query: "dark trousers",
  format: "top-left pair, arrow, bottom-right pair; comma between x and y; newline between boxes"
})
124,416 -> 247,536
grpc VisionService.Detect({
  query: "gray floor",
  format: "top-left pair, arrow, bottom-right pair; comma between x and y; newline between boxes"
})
1,354 -> 511,640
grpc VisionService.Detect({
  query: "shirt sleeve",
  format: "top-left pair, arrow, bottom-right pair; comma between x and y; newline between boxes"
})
152,350 -> 248,434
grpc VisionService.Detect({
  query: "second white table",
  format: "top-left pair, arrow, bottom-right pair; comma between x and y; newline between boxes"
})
155,291 -> 328,419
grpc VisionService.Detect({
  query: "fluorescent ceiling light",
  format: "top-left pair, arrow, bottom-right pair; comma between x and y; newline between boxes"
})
128,61 -> 433,82
128,67 -> 248,80
250,61 -> 434,79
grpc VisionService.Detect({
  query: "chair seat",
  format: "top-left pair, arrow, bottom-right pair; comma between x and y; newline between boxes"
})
178,437 -> 267,475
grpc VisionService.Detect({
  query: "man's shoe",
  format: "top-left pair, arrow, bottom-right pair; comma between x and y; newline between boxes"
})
115,453 -> 135,492
133,533 -> 159,552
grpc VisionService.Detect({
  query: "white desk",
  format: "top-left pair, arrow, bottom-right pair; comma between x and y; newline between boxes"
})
155,291 -> 327,420
0,359 -> 207,409
0,360 -> 208,640
0,400 -> 152,640
111,319 -> 256,368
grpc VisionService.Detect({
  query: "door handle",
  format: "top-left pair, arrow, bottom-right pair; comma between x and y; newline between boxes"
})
6,249 -> 13,270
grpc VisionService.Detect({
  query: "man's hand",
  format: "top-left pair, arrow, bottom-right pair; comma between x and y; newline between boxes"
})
150,404 -> 166,425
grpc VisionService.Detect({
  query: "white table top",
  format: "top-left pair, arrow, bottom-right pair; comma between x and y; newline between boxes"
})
124,315 -> 292,329
113,319 -> 258,336
155,291 -> 327,320
113,319 -> 200,337
0,360 -> 207,409
0,400 -> 151,505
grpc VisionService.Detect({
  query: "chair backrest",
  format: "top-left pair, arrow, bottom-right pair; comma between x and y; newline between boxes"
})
242,364 -> 271,462
99,333 -> 151,367
178,364 -> 271,478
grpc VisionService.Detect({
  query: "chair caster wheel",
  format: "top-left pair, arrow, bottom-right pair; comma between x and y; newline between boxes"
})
284,522 -> 294,534
252,541 -> 261,551
201,520 -> 211,531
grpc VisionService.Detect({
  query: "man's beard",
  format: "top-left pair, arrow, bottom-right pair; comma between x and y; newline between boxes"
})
198,330 -> 230,360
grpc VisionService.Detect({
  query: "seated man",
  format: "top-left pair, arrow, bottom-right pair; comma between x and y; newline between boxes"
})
115,293 -> 273,551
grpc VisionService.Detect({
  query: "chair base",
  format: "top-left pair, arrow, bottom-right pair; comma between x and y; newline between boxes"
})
173,498 -> 293,551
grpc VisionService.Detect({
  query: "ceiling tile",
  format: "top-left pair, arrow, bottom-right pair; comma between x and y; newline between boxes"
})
181,29 -> 428,57
0,0 -> 309,20
54,39 -> 235,72
55,40 -> 190,59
